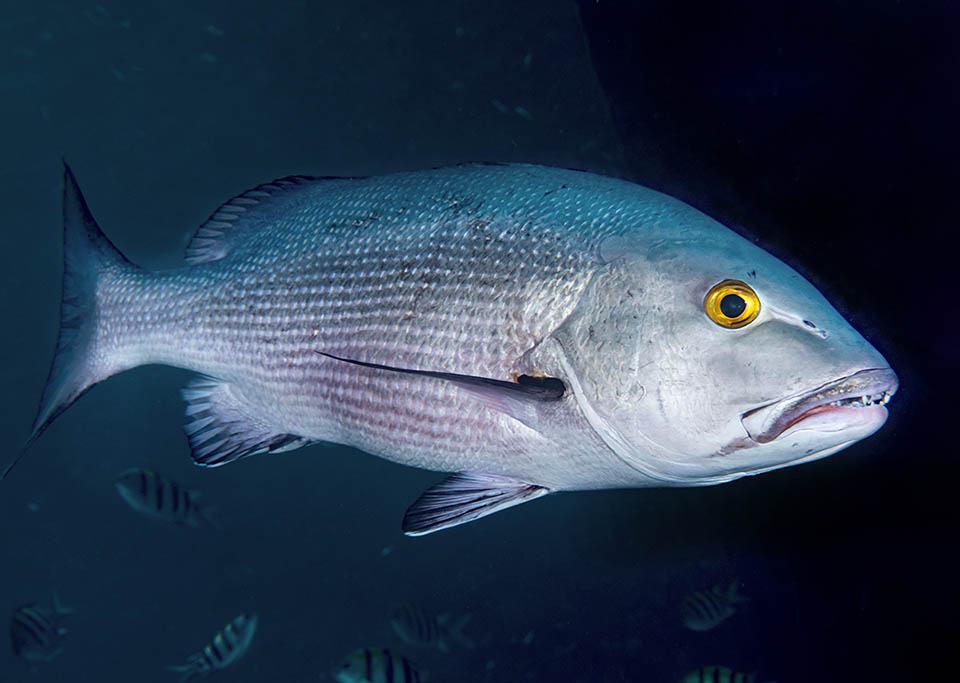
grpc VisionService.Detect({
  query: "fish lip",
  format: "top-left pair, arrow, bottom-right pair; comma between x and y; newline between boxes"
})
741,368 -> 899,444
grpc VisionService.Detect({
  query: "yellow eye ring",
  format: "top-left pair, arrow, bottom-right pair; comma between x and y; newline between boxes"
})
704,279 -> 761,329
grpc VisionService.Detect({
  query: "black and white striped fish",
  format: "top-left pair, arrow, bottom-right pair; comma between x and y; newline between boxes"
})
115,469 -> 217,528
679,665 -> 774,683
389,602 -> 473,652
334,648 -> 422,683
680,579 -> 748,631
168,613 -> 257,682
10,593 -> 74,663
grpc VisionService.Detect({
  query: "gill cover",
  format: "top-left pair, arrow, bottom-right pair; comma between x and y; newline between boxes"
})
546,263 -> 711,484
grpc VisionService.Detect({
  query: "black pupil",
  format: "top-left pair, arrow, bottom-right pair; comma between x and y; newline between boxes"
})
720,293 -> 747,318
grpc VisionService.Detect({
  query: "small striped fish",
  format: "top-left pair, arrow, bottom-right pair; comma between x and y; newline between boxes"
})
334,647 -> 422,683
169,613 -> 257,682
679,665 -> 770,683
389,602 -> 473,652
9,593 -> 74,663
680,579 -> 747,631
115,469 -> 216,528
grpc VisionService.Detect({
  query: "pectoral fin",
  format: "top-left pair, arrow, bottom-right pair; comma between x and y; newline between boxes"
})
316,351 -> 565,428
402,472 -> 550,536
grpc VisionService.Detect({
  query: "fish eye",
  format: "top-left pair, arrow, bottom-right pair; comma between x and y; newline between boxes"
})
704,279 -> 760,329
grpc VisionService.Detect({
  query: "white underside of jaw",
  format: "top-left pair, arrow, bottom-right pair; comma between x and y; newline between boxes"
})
720,404 -> 890,478
744,441 -> 856,475
779,403 -> 889,437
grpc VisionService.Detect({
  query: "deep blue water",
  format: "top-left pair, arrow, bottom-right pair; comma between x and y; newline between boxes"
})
1,1 -> 954,681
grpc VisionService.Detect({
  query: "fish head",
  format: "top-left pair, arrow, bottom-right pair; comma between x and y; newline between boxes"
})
546,209 -> 897,486
333,649 -> 371,683
113,469 -> 142,504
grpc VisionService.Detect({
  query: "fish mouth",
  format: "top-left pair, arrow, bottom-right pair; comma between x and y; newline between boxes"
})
741,368 -> 898,444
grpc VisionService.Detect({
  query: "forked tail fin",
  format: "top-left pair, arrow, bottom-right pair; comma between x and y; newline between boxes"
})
446,613 -> 475,650
2,162 -> 137,480
190,492 -> 223,531
725,578 -> 748,604
51,589 -> 76,616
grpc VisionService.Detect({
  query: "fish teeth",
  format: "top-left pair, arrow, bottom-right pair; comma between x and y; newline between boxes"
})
825,392 -> 892,408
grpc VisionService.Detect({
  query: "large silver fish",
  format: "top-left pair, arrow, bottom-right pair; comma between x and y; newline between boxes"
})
12,163 -> 897,535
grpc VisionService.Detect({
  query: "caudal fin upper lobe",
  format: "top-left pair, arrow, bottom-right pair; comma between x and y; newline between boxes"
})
3,163 -> 139,479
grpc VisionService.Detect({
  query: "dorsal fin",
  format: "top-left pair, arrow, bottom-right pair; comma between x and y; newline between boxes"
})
184,175 -> 321,264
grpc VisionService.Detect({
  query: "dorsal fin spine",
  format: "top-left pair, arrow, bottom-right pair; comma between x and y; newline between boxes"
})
183,174 -> 322,265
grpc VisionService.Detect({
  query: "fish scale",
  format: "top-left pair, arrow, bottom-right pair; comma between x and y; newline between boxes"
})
14,162 -> 896,535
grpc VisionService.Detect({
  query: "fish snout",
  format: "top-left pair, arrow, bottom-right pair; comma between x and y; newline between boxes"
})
741,367 -> 898,444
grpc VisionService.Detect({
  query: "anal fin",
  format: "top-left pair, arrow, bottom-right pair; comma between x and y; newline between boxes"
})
402,472 -> 550,536
181,377 -> 313,467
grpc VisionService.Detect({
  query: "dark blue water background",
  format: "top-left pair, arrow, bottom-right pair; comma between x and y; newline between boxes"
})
1,1 -> 953,681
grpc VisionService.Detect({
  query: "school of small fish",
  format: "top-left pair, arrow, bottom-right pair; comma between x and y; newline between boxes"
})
9,568 -> 786,680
